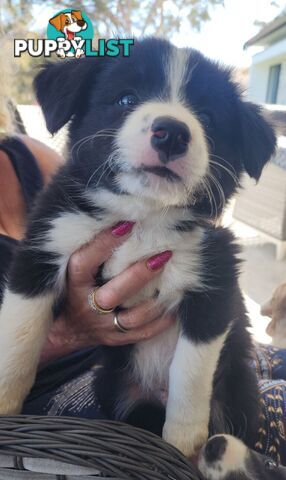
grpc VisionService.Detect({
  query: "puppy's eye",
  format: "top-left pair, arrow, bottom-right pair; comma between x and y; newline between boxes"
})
264,459 -> 278,470
118,94 -> 138,107
198,112 -> 212,128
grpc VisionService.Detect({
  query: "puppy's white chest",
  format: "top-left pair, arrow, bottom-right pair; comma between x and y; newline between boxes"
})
103,216 -> 204,310
103,212 -> 205,393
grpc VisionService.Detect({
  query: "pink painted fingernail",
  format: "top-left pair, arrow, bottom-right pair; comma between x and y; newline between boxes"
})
147,250 -> 173,271
111,221 -> 135,237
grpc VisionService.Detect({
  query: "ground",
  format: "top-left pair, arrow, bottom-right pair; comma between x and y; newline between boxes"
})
230,218 -> 285,344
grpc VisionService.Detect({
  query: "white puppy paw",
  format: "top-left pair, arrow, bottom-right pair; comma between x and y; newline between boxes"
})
0,395 -> 23,415
198,435 -> 248,480
163,419 -> 208,457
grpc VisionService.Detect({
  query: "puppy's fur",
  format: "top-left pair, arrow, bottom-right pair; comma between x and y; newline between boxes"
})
261,283 -> 286,348
0,38 -> 276,457
199,435 -> 286,479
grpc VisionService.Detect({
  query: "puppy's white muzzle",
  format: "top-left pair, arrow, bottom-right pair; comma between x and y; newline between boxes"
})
115,101 -> 209,205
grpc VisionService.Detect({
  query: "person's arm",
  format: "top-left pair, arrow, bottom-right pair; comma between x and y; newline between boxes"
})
17,134 -> 64,183
0,148 -> 27,239
0,136 -> 63,239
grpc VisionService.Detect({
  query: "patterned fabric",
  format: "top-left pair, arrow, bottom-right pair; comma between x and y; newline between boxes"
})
22,342 -> 286,465
22,348 -> 106,419
252,344 -> 286,464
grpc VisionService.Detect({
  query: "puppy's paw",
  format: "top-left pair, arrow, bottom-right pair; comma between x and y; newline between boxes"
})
163,420 -> 208,457
198,435 -> 248,480
0,397 -> 22,415
0,380 -> 31,415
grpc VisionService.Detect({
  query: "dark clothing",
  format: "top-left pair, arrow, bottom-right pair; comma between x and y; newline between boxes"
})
0,136 -> 43,207
0,137 -> 43,303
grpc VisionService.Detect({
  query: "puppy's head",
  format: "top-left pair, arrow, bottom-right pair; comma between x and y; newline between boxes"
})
199,434 -> 286,479
34,38 -> 276,214
261,283 -> 286,337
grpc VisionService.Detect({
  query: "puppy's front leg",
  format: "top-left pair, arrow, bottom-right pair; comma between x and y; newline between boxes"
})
0,178 -> 102,413
0,288 -> 55,414
163,332 -> 227,457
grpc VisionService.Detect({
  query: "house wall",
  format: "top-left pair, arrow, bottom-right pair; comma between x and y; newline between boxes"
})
277,61 -> 286,104
248,38 -> 286,105
248,63 -> 269,103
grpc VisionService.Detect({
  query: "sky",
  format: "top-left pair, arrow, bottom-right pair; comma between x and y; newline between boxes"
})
172,0 -> 285,67
33,0 -> 285,68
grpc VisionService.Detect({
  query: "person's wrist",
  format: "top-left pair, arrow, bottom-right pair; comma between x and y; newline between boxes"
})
39,335 -> 66,367
39,317 -> 89,367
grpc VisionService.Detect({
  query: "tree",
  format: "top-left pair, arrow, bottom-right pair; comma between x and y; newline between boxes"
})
0,0 -> 224,103
35,0 -> 224,37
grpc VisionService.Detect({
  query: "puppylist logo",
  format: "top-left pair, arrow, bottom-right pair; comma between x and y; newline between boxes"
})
14,9 -> 134,58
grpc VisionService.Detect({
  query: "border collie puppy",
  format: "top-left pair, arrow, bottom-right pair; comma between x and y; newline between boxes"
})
0,38 -> 276,457
199,435 -> 286,479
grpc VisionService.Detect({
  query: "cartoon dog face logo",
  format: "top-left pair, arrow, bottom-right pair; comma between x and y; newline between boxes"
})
49,10 -> 87,58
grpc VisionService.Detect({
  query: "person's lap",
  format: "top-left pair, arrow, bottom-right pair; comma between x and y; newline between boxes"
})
23,347 -> 106,419
22,343 -> 286,464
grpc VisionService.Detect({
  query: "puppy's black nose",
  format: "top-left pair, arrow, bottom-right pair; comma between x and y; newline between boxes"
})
77,20 -> 85,27
204,436 -> 227,464
151,116 -> 190,163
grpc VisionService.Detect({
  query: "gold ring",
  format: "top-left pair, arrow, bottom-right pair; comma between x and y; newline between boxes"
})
113,312 -> 129,333
88,288 -> 114,315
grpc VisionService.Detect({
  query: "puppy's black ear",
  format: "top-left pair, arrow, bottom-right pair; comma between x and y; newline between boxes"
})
34,58 -> 101,134
238,101 -> 276,180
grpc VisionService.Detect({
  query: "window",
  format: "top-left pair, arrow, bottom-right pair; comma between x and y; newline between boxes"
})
266,64 -> 281,104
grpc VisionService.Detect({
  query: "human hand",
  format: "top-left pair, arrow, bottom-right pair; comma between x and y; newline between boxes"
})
40,222 -> 174,365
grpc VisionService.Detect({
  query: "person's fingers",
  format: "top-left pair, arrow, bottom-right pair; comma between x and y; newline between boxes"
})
95,250 -> 172,310
95,299 -> 164,331
102,312 -> 175,346
118,300 -> 164,330
260,299 -> 272,317
68,221 -> 135,286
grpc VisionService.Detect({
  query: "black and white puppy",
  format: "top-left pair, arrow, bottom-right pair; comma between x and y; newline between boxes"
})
0,38 -> 276,458
199,435 -> 286,479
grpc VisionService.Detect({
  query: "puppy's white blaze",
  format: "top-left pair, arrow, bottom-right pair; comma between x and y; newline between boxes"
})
163,333 -> 228,456
0,290 -> 54,414
167,47 -> 191,103
198,435 -> 248,480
